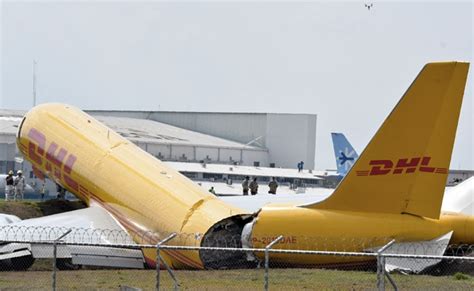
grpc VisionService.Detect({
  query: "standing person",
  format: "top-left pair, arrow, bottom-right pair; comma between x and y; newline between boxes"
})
242,176 -> 250,195
208,186 -> 216,195
4,170 -> 14,201
14,170 -> 25,201
298,161 -> 304,172
249,177 -> 259,195
40,181 -> 46,201
56,183 -> 66,200
268,177 -> 278,195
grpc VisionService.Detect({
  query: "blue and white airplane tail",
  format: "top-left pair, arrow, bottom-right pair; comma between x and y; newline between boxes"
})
331,133 -> 359,176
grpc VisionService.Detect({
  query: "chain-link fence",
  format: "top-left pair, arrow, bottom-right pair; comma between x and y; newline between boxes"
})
1,226 -> 473,290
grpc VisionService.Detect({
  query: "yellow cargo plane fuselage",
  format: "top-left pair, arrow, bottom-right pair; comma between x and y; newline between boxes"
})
16,104 -> 247,269
16,62 -> 473,269
250,206 -> 473,265
17,104 -> 474,268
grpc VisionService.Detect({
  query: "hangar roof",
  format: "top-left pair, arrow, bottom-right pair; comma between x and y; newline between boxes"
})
0,110 -> 264,151
0,110 -> 24,139
95,115 -> 263,150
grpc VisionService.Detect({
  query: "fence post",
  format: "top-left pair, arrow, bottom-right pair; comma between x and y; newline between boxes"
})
264,235 -> 283,291
156,233 -> 177,291
52,229 -> 72,291
376,239 -> 395,291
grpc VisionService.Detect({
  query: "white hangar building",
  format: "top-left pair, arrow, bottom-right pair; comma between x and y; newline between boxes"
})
87,110 -> 317,169
94,115 -> 270,167
0,109 -> 317,190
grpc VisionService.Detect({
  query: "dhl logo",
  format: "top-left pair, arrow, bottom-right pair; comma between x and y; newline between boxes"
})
19,128 -> 79,191
356,157 -> 447,176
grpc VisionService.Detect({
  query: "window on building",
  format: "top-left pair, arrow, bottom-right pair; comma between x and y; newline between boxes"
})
203,173 -> 223,180
0,161 -> 6,174
181,172 -> 197,179
6,161 -> 15,172
229,175 -> 244,181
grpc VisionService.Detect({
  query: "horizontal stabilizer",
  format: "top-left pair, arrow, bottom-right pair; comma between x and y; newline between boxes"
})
442,177 -> 474,215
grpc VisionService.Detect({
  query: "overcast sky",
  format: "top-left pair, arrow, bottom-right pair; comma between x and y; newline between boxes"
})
1,1 -> 472,170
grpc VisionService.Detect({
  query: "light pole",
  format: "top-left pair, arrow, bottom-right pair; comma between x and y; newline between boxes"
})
33,60 -> 37,106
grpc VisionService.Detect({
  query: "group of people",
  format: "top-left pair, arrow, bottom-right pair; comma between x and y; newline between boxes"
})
4,170 -> 26,201
241,176 -> 278,195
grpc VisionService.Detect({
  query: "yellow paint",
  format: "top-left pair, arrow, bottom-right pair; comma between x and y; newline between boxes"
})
17,104 -> 247,268
248,62 -> 473,265
16,62 -> 473,269
250,204 -> 474,265
307,62 -> 470,219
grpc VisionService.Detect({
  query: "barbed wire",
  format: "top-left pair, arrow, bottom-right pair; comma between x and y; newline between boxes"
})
0,225 -> 134,244
1,225 -> 473,258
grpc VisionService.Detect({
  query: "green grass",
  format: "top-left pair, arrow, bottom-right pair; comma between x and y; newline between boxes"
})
454,272 -> 471,280
0,268 -> 472,290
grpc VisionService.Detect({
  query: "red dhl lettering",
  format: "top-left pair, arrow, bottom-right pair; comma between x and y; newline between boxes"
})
24,128 -> 79,191
357,156 -> 446,176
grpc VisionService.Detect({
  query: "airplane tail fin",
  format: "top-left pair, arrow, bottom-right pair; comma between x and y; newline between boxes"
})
307,62 -> 470,219
331,133 -> 359,176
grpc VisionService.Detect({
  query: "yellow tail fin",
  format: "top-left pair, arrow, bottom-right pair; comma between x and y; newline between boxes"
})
308,62 -> 470,219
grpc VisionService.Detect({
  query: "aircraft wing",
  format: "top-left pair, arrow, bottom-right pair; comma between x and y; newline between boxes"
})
1,205 -> 134,242
0,206 -> 145,269
220,190 -> 333,212
0,214 -> 21,226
